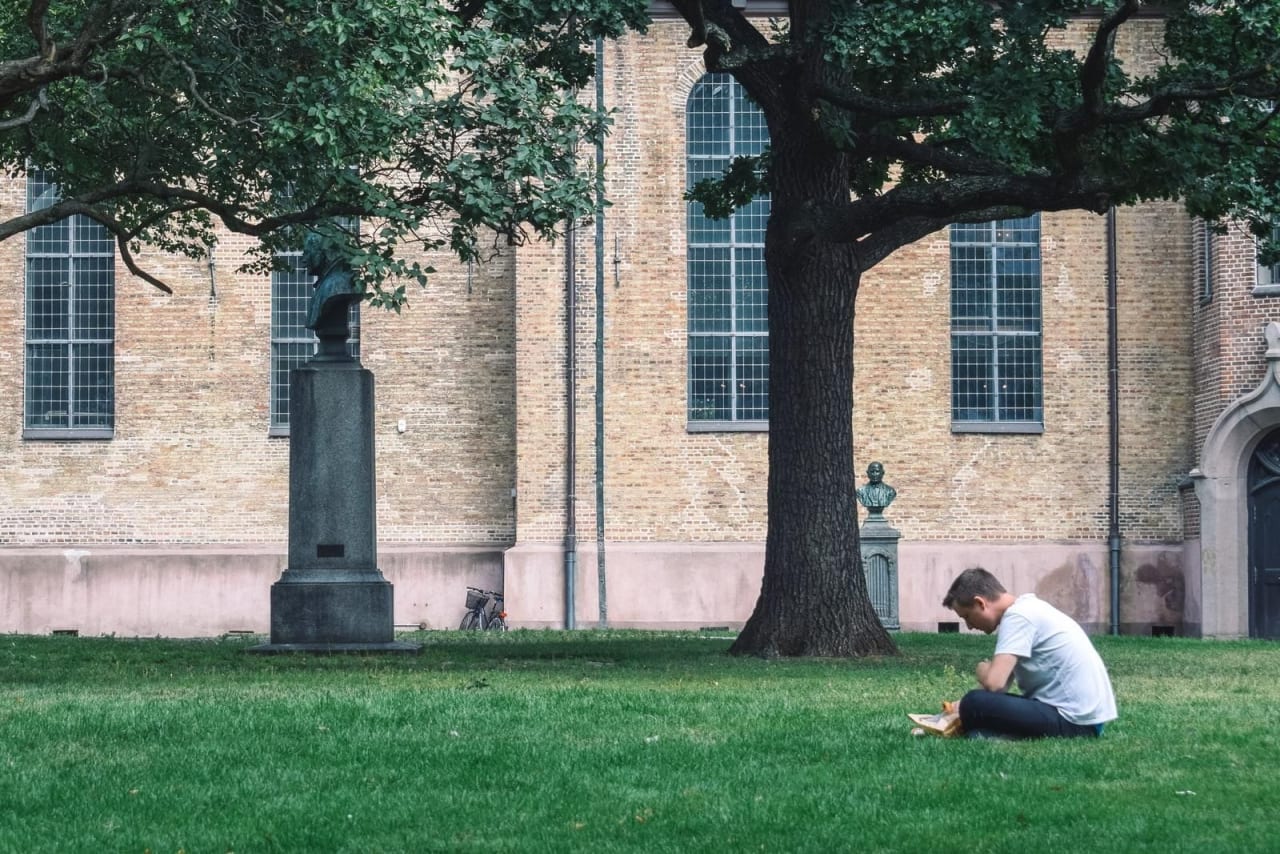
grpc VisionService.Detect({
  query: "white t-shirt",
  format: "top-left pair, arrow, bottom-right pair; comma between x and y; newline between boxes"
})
994,594 -> 1118,726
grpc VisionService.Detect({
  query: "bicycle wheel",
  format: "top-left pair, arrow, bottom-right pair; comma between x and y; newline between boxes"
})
459,611 -> 481,630
485,615 -> 507,632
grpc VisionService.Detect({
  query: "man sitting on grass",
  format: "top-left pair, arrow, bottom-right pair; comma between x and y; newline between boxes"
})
943,567 -> 1118,739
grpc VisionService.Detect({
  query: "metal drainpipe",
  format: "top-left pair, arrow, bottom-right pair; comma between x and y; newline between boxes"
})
594,37 -> 609,628
565,219 -> 578,630
1107,207 -> 1122,635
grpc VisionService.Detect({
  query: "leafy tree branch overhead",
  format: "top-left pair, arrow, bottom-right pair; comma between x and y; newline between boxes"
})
0,0 -> 649,302
677,0 -> 1280,266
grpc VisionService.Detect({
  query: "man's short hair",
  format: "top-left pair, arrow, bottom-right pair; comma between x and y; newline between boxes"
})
942,567 -> 1007,608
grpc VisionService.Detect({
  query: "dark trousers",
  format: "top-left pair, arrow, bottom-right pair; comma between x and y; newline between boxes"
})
959,689 -> 1100,740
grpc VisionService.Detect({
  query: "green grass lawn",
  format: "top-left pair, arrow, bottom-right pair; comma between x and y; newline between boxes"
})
1,630 -> 1275,853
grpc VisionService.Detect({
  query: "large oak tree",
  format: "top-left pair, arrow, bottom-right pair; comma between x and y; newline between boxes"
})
663,0 -> 1280,657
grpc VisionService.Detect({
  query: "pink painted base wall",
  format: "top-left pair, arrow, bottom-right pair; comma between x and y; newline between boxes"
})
0,545 -> 501,637
505,540 -> 1196,636
503,542 -> 766,629
1,540 -> 1197,638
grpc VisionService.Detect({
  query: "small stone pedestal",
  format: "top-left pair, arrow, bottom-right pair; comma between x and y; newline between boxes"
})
860,512 -> 901,631
251,359 -> 417,654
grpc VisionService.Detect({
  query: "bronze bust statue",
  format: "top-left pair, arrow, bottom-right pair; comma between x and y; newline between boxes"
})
303,233 -> 361,361
856,461 -> 897,516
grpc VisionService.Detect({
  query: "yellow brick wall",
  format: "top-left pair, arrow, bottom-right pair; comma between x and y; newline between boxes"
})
1194,221 -> 1280,452
512,19 -> 1194,547
0,18 -> 1197,552
0,181 -> 517,545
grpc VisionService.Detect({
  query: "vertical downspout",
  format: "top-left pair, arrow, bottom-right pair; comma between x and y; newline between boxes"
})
594,37 -> 609,628
1106,207 -> 1122,635
565,220 -> 578,629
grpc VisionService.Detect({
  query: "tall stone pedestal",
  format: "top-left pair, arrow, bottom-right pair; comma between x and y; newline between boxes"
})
251,362 -> 417,654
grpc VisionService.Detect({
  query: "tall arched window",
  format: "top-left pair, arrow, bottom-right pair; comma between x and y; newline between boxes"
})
24,169 -> 115,439
949,215 -> 1044,431
686,73 -> 769,428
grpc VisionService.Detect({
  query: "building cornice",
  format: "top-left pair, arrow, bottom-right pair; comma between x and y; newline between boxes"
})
648,1 -> 788,19
646,2 -> 1167,20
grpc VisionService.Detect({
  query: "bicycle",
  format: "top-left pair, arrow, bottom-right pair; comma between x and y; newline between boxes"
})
460,587 -> 507,631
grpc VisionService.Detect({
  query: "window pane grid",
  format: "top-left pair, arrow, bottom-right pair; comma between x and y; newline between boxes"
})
689,336 -> 732,421
270,247 -> 361,429
687,73 -> 770,424
735,334 -> 769,420
950,214 -> 1042,425
24,169 -> 115,433
735,247 -> 768,332
996,336 -> 1043,421
25,343 -> 70,428
688,246 -> 731,333
72,342 -> 114,427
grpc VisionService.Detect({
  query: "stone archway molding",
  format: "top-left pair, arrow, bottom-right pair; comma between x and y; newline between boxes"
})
1191,321 -> 1280,637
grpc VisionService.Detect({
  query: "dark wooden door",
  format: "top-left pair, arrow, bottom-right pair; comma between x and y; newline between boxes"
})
1250,430 -> 1280,639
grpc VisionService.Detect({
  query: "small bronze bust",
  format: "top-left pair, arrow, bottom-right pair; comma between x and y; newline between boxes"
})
303,233 -> 361,361
856,461 -> 897,517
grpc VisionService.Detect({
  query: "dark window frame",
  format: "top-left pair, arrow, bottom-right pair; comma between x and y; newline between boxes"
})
1256,225 -> 1280,297
23,169 -> 115,440
949,215 -> 1045,434
685,73 -> 770,431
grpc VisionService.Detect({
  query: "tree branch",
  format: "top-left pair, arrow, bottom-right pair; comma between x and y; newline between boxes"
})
0,86 -> 47,129
856,207 -> 1025,270
1079,0 -> 1140,118
0,197 -> 101,241
1099,65 -> 1280,125
114,232 -> 174,294
152,40 -> 279,127
1050,0 -> 1142,173
27,0 -> 53,58
1056,21 -> 1280,153
821,173 -> 1116,257
815,85 -> 968,121
0,195 -> 176,293
0,1 -> 136,111
665,0 -> 771,68
665,0 -> 785,118
859,131 -> 1018,178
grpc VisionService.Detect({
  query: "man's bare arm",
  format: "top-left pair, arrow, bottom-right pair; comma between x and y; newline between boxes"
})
975,654 -> 1018,692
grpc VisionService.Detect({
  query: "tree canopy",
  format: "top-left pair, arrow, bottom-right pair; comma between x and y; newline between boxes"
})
0,0 -> 648,303
680,0 -> 1280,263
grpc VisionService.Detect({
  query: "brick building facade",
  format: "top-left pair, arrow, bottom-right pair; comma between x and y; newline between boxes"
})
1,10 -> 1277,638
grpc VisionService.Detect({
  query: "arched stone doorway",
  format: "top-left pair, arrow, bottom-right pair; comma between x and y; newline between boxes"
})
1249,429 -> 1280,638
1193,322 -> 1280,637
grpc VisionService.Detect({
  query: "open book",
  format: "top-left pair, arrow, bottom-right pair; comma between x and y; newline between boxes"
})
907,701 -> 962,737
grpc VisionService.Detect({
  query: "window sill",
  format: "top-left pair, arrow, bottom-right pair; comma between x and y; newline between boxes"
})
686,420 -> 768,433
23,428 -> 113,440
268,425 -> 291,438
951,422 -> 1043,435
1252,284 -> 1280,297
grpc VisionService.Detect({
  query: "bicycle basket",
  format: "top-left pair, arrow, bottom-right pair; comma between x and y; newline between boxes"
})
465,589 -> 488,610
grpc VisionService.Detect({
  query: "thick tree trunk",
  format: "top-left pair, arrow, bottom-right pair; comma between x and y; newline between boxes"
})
729,146 -> 897,658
